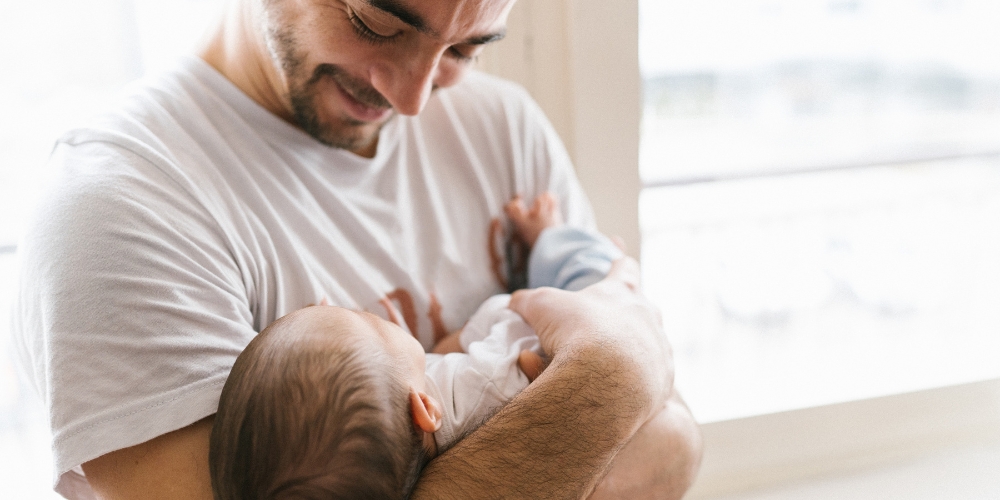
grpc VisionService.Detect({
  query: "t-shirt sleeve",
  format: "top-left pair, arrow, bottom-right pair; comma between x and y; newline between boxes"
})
12,138 -> 255,490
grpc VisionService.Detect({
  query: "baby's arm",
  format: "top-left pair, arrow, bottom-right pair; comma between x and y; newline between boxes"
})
432,326 -> 546,379
432,330 -> 464,354
431,295 -> 512,354
431,193 -> 564,358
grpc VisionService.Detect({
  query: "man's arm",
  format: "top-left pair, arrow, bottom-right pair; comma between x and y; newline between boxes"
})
81,417 -> 215,500
589,391 -> 702,500
80,260 -> 698,500
413,343 -> 649,499
77,396 -> 701,500
412,258 -> 694,499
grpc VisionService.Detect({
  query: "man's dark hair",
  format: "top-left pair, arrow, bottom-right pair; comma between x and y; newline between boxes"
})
210,310 -> 427,499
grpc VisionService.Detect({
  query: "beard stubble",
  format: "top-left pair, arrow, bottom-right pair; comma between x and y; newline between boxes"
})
267,21 -> 394,150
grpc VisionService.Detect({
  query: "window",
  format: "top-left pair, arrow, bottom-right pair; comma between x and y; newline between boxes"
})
479,0 -> 1000,494
638,0 -> 1000,423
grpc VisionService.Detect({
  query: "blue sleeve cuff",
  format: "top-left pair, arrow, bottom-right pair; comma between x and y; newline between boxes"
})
527,226 -> 623,292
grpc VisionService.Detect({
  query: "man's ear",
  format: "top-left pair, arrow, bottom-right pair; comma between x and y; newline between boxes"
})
409,388 -> 442,433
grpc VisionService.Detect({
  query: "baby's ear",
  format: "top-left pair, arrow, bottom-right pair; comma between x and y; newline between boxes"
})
409,388 -> 442,433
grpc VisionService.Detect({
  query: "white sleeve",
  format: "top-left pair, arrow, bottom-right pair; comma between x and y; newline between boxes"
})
423,295 -> 539,452
12,138 -> 254,490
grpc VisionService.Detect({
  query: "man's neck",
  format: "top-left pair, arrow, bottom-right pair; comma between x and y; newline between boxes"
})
197,1 -> 383,159
199,1 -> 294,124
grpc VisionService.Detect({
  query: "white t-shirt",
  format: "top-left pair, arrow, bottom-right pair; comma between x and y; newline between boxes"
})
12,57 -> 595,498
424,226 -> 621,451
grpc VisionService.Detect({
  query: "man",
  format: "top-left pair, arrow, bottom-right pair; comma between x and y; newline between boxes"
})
13,0 -> 701,498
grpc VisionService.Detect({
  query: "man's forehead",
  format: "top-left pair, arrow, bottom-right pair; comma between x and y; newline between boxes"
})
365,0 -> 515,43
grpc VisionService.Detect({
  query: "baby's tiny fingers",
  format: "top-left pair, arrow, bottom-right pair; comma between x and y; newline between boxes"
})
517,350 -> 547,382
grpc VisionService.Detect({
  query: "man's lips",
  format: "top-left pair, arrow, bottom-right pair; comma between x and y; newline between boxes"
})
333,79 -> 392,123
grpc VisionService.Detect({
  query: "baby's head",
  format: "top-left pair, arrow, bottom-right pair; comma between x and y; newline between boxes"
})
210,306 -> 442,500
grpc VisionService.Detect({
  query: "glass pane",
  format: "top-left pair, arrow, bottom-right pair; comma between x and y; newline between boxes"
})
641,156 -> 1000,422
639,0 -> 1000,183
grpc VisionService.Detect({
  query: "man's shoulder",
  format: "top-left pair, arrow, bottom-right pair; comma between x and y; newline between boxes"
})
37,60 -> 243,235
58,58 -> 251,159
50,57 -> 286,203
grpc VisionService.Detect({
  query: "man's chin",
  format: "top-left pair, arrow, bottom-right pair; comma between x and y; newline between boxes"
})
289,89 -> 393,152
301,116 -> 389,153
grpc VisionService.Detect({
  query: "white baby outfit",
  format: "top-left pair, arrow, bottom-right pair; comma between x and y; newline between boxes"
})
425,226 -> 622,451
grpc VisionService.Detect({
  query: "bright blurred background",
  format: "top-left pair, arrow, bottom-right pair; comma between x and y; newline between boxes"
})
1,1 -> 225,496
637,0 -> 1000,423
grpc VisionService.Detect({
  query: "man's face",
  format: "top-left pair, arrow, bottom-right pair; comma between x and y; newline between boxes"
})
261,0 -> 515,153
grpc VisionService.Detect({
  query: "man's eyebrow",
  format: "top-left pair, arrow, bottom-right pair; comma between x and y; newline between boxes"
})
365,0 -> 507,44
366,0 -> 431,34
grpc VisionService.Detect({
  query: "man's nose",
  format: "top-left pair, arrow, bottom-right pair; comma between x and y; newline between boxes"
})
370,51 -> 441,116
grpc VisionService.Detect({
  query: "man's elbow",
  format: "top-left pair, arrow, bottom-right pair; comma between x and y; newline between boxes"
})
588,391 -> 703,500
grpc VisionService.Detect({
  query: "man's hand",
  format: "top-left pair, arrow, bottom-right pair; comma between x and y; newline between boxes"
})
413,257 -> 692,499
509,257 -> 674,421
516,349 -> 547,381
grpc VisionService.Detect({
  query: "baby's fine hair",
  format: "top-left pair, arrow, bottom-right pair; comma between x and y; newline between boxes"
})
210,310 -> 427,499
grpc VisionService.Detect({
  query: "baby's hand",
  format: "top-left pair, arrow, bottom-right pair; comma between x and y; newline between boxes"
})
517,350 -> 547,382
504,191 -> 564,248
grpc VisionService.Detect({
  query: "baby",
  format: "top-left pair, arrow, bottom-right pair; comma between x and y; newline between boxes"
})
209,193 -> 623,499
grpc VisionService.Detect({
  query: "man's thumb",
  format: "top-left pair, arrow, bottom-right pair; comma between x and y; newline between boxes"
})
508,287 -> 539,321
606,257 -> 641,291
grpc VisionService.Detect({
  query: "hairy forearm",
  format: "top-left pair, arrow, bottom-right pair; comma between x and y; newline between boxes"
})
411,342 -> 651,500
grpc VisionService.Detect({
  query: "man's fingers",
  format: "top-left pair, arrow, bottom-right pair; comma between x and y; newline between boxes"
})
508,287 -> 539,322
509,286 -> 567,331
605,257 -> 641,291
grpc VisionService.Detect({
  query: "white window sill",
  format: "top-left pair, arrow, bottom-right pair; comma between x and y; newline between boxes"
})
688,378 -> 1000,498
